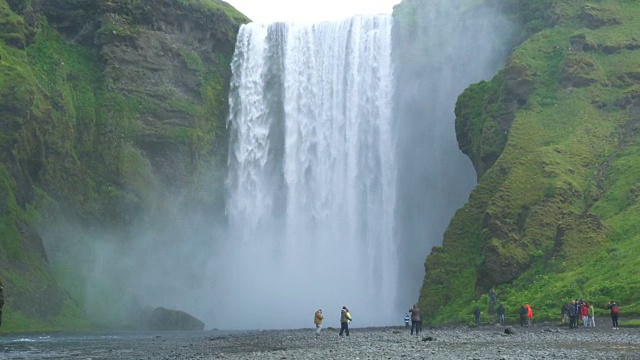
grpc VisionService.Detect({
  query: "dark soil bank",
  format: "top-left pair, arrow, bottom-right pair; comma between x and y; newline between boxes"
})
1,325 -> 639,359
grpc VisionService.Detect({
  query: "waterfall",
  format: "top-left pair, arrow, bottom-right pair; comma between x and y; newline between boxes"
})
222,16 -> 397,329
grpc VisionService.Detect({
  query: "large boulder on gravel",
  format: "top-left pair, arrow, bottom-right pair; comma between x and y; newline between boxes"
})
147,307 -> 205,331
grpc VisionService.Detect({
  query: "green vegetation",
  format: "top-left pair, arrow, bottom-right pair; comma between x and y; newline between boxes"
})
178,0 -> 250,24
621,319 -> 640,328
415,0 -> 640,325
0,0 -> 243,331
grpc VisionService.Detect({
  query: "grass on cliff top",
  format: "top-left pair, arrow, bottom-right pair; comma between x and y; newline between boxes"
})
178,0 -> 250,23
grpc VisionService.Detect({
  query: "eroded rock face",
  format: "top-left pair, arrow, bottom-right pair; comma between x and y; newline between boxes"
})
560,52 -> 604,88
147,307 -> 205,331
455,59 -> 533,178
582,4 -> 622,30
40,0 -> 241,188
0,0 -> 247,329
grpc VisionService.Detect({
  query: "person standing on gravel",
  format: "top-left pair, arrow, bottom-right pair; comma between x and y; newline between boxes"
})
314,309 -> 324,335
568,300 -> 578,329
339,306 -> 351,336
561,302 -> 570,325
526,304 -> 533,326
497,303 -> 505,325
409,304 -> 421,335
581,302 -> 589,328
519,305 -> 527,327
607,301 -> 620,329
0,277 -> 4,328
588,303 -> 595,328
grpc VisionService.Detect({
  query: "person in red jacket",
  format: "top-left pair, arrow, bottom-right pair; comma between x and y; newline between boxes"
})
526,304 -> 533,326
581,302 -> 590,328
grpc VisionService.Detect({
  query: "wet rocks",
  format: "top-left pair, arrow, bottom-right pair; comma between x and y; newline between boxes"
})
5,325 -> 640,359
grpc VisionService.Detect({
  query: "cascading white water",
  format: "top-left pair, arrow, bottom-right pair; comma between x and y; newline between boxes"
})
38,2 -> 514,331
223,16 -> 397,329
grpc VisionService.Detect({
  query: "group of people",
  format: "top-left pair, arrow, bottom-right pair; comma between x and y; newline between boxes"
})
481,289 -> 625,330
562,299 -> 595,329
518,304 -> 534,327
562,299 -> 622,329
314,304 -> 424,337
313,306 -> 352,336
474,304 -> 506,326
403,305 -> 423,335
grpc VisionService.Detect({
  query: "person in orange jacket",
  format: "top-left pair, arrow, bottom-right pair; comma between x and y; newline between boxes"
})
526,304 -> 533,326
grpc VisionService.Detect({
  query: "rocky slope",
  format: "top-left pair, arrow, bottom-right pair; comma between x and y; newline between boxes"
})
0,0 -> 247,331
415,0 -> 640,324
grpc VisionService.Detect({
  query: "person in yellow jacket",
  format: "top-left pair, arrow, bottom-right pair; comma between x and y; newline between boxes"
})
339,306 -> 352,336
314,309 -> 324,335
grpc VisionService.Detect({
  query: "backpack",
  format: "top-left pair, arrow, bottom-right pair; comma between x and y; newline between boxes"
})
612,305 -> 620,314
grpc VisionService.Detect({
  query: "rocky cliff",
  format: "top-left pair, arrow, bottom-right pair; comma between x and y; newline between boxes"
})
0,0 -> 247,331
415,0 -> 640,323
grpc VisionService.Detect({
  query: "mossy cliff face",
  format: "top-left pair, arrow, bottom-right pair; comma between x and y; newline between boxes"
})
416,0 -> 640,323
0,0 -> 247,331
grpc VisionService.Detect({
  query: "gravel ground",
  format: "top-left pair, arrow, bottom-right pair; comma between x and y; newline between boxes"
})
1,324 -> 639,359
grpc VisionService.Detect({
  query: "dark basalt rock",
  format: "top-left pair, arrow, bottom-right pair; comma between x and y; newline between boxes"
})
147,306 -> 205,331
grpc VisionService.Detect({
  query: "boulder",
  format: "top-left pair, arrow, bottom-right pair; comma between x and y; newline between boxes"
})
147,307 -> 205,331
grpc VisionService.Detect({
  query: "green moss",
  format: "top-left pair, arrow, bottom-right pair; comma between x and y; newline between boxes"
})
456,76 -> 510,175
0,0 -> 30,48
0,165 -> 27,260
181,50 -> 206,74
418,0 -> 640,325
27,25 -> 101,122
177,0 -> 250,24
0,0 -> 240,332
621,318 -> 640,328
0,298 -> 89,333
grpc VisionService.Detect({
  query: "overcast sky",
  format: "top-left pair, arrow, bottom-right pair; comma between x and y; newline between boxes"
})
226,0 -> 401,23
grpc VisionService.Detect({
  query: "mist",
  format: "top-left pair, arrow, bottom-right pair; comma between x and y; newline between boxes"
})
40,0 -> 513,331
392,0 -> 513,308
40,175 -> 228,328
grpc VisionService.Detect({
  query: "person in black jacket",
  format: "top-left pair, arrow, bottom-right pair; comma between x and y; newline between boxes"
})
519,305 -> 527,327
473,307 -> 481,325
607,301 -> 620,329
497,303 -> 505,325
561,302 -> 570,325
0,277 -> 4,328
568,300 -> 578,329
